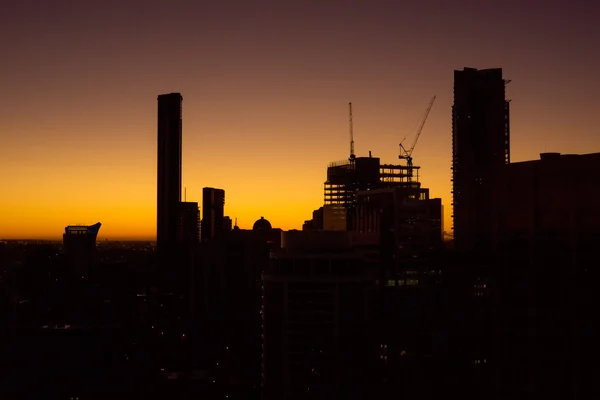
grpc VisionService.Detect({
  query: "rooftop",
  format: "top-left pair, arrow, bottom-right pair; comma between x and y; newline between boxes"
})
64,222 -> 102,236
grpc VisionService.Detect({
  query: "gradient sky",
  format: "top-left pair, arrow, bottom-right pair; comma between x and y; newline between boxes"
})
1,0 -> 599,240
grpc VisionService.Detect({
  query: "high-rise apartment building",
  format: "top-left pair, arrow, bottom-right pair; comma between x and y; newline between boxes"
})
201,187 -> 225,242
261,230 -> 374,400
452,68 -> 510,252
157,93 -> 183,253
178,202 -> 200,244
491,152 -> 600,398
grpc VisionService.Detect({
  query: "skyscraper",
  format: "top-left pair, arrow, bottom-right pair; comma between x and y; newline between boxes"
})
452,68 -> 510,252
178,201 -> 200,244
201,187 -> 225,242
261,231 -> 373,399
63,222 -> 102,278
157,93 -> 183,253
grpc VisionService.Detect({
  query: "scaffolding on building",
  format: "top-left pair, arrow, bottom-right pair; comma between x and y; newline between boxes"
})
324,156 -> 421,230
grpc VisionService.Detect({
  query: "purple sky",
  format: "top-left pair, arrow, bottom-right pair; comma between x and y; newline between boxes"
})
1,0 -> 599,238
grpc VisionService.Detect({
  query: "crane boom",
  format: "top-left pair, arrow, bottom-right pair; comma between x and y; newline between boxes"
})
399,95 -> 436,182
406,95 -> 436,157
349,102 -> 355,162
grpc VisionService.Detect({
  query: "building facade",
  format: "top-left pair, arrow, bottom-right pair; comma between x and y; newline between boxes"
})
324,156 -> 413,231
178,202 -> 200,245
261,231 -> 375,400
157,93 -> 183,253
63,222 -> 102,278
201,187 -> 225,242
491,152 -> 600,399
452,68 -> 510,252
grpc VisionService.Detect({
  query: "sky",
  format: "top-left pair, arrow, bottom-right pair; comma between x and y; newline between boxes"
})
1,0 -> 599,240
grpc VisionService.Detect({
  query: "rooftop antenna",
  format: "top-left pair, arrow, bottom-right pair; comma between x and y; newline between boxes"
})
349,102 -> 356,163
234,217 -> 238,227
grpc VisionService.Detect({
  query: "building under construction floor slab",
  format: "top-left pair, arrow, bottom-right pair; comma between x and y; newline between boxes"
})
324,155 -> 421,230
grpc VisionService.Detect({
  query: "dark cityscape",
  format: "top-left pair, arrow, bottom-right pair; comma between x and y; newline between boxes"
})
2,2 -> 600,400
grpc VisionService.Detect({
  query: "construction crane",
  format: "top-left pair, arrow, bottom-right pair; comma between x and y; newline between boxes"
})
349,102 -> 356,163
399,95 -> 436,180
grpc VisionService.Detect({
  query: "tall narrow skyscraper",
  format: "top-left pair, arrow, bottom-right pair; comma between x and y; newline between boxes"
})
157,93 -> 183,252
201,187 -> 225,242
452,68 -> 510,252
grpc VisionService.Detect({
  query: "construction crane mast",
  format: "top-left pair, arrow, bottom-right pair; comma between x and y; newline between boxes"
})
349,102 -> 355,163
399,95 -> 436,181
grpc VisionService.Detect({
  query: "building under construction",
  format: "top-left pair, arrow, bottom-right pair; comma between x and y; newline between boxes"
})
324,156 -> 420,230
324,97 -> 436,230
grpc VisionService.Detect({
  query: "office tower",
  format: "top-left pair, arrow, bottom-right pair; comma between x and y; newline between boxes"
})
173,201 -> 199,321
61,223 -> 102,324
452,68 -> 510,252
178,202 -> 200,244
157,93 -> 183,252
63,222 -> 102,278
261,230 -> 374,399
201,187 -> 225,242
491,152 -> 600,398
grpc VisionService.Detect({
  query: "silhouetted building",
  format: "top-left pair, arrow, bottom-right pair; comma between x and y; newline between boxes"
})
352,187 -> 494,399
353,186 -> 488,398
304,205 -> 346,231
194,222 -> 280,396
60,223 -> 103,324
492,152 -> 600,244
157,93 -> 183,254
63,222 -> 102,278
322,205 -> 346,230
178,202 -> 200,245
355,186 -> 443,258
262,230 -> 374,400
162,201 -> 200,321
312,208 -> 325,229
452,68 -> 510,252
491,152 -> 600,399
201,187 -> 225,242
302,208 -> 323,231
365,254 -> 489,399
223,216 -> 233,233
252,216 -> 272,231
324,155 -> 415,230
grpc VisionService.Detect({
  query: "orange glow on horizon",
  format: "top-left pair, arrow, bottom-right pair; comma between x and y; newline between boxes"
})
1,3 -> 597,239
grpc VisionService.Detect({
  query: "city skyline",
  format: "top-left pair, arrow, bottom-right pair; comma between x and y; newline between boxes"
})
1,0 -> 599,240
